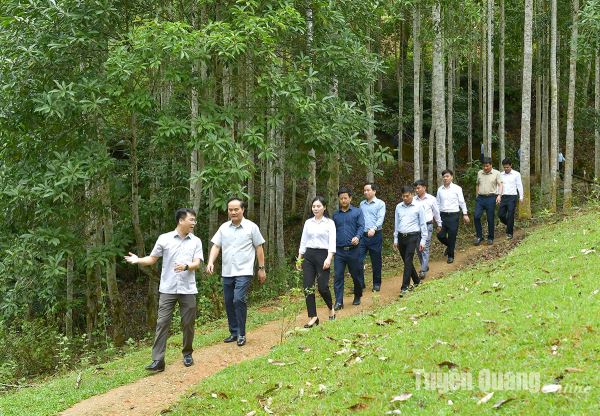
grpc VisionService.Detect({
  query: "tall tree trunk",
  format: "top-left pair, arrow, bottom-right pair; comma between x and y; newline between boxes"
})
397,21 -> 404,169
85,221 -> 102,342
447,56 -> 454,171
499,0 -> 506,164
413,6 -> 422,181
519,0 -> 534,219
563,0 -> 579,210
468,59 -> 473,162
595,50 -> 600,183
535,74 -> 542,178
542,69 -> 550,198
66,255 -> 74,338
486,0 -> 494,158
419,63 -> 425,178
291,178 -> 297,215
549,0 -> 559,211
428,125 -> 435,190
582,59 -> 592,107
432,1 -> 446,187
327,78 -> 340,213
275,131 -> 285,267
366,82 -> 376,182
482,22 -> 487,152
304,3 -> 317,215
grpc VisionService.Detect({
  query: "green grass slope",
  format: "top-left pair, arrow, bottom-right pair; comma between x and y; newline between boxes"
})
168,211 -> 600,415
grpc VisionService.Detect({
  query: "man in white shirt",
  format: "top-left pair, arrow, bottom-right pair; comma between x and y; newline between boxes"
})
124,208 -> 204,372
207,197 -> 266,347
358,183 -> 386,292
499,158 -> 524,239
414,179 -> 442,278
436,169 -> 470,264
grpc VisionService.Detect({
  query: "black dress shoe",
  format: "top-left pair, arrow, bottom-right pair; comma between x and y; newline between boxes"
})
399,290 -> 408,298
334,303 -> 344,311
447,257 -> 454,264
487,239 -> 493,245
237,336 -> 246,346
474,237 -> 483,246
352,296 -> 361,305
183,354 -> 193,367
145,360 -> 165,372
372,284 -> 381,292
303,317 -> 320,328
223,335 -> 238,343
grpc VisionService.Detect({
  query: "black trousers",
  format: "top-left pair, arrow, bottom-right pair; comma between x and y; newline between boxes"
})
437,211 -> 460,258
398,233 -> 420,291
498,195 -> 518,235
303,248 -> 333,317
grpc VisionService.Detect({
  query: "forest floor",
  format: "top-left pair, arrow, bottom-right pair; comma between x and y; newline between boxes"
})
58,227 -> 526,416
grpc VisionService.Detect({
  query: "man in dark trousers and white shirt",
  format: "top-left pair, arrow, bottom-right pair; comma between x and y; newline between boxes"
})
394,185 -> 428,297
436,169 -> 470,264
358,183 -> 386,292
206,197 -> 266,347
414,179 -> 442,279
124,208 -> 204,372
498,158 -> 524,239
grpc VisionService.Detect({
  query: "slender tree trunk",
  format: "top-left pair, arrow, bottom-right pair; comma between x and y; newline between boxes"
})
595,50 -> 600,182
468,59 -> 473,162
397,21 -> 404,169
535,74 -> 542,178
85,222 -> 102,342
487,0 -> 494,158
582,59 -> 592,106
304,3 -> 317,215
327,78 -> 340,213
428,125 -> 435,190
366,82 -> 376,182
549,0 -> 559,211
563,0 -> 579,210
419,63 -> 425,178
499,0 -> 506,164
66,255 -> 74,338
413,6 -> 421,181
432,1 -> 446,187
275,132 -> 285,267
519,0 -> 534,219
447,56 -> 454,171
482,22 -> 487,153
542,69 -> 550,198
291,178 -> 297,215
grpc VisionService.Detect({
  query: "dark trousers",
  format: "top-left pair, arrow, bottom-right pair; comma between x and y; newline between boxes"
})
334,247 -> 363,305
151,293 -> 197,361
398,233 -> 420,291
358,231 -> 383,287
474,195 -> 497,240
498,195 -> 518,235
302,248 -> 333,317
437,212 -> 460,258
222,275 -> 252,337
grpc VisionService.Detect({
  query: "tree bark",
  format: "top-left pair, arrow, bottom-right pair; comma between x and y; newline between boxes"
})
447,56 -> 454,171
66,255 -> 74,338
542,69 -> 550,198
419,62 -> 425,178
535,73 -> 542,178
397,20 -> 404,169
468,59 -> 473,162
499,0 -> 506,164
432,1 -> 446,187
595,50 -> 600,182
366,82 -> 376,183
413,6 -> 421,181
519,0 -> 534,220
304,3 -> 317,216
563,0 -> 579,210
486,0 -> 494,158
549,0 -> 559,212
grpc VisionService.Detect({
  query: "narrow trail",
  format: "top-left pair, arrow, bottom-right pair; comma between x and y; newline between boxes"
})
61,230 -> 524,416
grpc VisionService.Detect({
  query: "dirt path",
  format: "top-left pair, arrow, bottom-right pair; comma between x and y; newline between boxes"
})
61,231 -> 523,416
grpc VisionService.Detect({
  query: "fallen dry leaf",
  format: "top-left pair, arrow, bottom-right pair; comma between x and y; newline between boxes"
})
447,399 -> 453,405
390,393 -> 412,402
492,397 -> 515,409
437,361 -> 458,369
319,384 -> 327,393
245,411 -> 257,416
564,367 -> 584,373
385,410 -> 402,415
541,384 -> 562,394
348,403 -> 369,411
267,359 -> 288,366
477,392 -> 494,405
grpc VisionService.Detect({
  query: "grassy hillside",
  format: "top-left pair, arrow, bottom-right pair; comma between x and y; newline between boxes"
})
166,210 -> 600,415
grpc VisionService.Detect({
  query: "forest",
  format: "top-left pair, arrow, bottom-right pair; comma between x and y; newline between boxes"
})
1,0 -> 599,386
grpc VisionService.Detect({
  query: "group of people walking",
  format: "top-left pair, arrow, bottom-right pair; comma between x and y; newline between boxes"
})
124,158 -> 523,372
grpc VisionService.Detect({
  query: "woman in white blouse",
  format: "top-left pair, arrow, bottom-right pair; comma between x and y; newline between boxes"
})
297,196 -> 337,327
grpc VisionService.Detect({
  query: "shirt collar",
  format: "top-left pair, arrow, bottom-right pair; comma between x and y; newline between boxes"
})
338,205 -> 355,213
364,197 -> 378,204
172,230 -> 191,240
228,218 -> 247,228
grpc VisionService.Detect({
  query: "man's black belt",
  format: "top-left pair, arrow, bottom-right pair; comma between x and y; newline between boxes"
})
426,221 -> 433,225
397,231 -> 420,238
478,193 -> 497,197
339,245 -> 357,251
363,229 -> 382,237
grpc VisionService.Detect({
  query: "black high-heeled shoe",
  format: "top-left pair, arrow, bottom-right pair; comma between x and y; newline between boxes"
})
304,317 -> 319,328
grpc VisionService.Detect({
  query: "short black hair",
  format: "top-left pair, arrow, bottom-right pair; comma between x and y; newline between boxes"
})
502,158 -> 512,166
364,183 -> 378,192
482,157 -> 493,165
400,185 -> 414,194
175,208 -> 196,223
338,186 -> 352,197
227,197 -> 246,210
441,169 -> 454,176
413,179 -> 427,188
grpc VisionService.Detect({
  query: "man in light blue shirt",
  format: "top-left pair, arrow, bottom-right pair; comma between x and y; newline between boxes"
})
124,208 -> 204,372
358,183 -> 386,292
393,186 -> 427,297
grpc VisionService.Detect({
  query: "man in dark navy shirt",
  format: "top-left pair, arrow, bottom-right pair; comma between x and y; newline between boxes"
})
332,187 -> 365,310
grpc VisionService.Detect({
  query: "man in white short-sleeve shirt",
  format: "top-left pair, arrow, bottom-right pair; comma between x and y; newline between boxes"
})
207,197 -> 266,347
124,208 -> 203,372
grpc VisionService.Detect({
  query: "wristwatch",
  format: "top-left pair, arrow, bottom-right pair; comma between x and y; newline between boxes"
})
258,265 -> 265,271
184,264 -> 189,271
